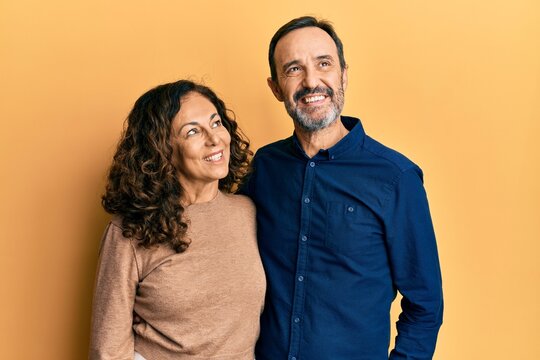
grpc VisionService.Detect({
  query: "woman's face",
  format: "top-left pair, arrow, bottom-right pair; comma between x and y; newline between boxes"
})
170,92 -> 231,190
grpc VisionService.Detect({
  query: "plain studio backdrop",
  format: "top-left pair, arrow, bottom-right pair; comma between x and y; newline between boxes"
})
1,1 -> 539,359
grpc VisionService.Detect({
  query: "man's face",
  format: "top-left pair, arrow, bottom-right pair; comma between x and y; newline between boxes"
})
268,26 -> 348,132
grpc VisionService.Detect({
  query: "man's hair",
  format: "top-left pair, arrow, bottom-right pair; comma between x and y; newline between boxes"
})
268,16 -> 347,81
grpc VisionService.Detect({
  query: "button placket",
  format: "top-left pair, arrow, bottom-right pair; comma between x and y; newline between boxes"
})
288,159 -> 317,360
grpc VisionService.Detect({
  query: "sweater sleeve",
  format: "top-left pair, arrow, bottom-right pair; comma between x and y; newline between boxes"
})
89,222 -> 140,360
385,167 -> 444,360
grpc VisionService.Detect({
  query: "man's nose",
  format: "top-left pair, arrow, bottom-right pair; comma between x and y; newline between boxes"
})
302,67 -> 319,90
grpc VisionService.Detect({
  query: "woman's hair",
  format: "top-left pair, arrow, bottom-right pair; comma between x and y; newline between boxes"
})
102,80 -> 252,253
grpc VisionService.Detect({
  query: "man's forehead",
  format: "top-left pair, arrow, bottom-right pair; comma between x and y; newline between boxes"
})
274,26 -> 338,64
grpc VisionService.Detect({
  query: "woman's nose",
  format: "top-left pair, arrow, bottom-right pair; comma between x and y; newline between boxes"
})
205,131 -> 220,146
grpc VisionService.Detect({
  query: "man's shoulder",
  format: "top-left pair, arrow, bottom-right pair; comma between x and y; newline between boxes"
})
362,135 -> 420,174
253,136 -> 294,158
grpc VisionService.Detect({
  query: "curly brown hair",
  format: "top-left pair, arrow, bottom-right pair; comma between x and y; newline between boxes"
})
102,80 -> 252,252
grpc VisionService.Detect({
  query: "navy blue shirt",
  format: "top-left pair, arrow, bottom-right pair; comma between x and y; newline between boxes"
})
241,117 -> 443,360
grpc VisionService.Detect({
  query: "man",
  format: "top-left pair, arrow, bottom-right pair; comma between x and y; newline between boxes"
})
241,16 -> 443,359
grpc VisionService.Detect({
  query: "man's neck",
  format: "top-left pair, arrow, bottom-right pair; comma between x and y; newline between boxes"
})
294,118 -> 349,158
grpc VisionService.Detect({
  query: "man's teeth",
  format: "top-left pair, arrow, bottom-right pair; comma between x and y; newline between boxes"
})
204,152 -> 223,161
303,95 -> 325,103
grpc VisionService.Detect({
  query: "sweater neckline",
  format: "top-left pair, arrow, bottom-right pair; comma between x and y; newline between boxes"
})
185,190 -> 223,212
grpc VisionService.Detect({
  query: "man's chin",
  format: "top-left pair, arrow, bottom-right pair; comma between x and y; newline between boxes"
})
286,102 -> 341,131
294,116 -> 337,132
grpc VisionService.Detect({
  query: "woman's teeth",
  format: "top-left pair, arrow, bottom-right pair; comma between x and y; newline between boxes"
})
204,152 -> 223,162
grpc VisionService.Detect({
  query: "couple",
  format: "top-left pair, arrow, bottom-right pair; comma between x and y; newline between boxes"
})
90,16 -> 443,360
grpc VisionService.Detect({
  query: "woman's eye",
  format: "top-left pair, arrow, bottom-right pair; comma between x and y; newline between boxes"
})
211,119 -> 222,128
186,128 -> 199,136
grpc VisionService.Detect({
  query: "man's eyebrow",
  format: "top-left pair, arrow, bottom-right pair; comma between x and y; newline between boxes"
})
316,55 -> 334,61
282,60 -> 301,72
282,55 -> 335,72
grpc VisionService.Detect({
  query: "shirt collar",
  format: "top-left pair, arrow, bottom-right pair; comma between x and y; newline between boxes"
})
291,116 -> 365,160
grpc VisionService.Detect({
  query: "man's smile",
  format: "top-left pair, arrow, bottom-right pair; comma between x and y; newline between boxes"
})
301,94 -> 327,104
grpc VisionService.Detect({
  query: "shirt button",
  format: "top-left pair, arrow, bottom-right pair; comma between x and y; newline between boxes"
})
347,206 -> 354,212
301,235 -> 307,242
309,161 -> 315,167
291,357 -> 297,360
304,197 -> 310,204
298,275 -> 304,281
294,317 -> 300,323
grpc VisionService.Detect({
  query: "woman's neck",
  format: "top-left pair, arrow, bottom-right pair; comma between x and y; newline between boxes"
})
180,180 -> 219,206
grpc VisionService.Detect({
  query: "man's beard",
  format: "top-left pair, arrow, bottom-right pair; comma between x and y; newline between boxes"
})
284,82 -> 345,132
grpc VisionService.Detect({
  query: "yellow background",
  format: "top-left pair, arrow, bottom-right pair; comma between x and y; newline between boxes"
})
1,0 -> 539,358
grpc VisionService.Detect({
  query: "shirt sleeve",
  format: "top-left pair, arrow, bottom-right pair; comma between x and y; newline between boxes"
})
89,222 -> 140,360
385,167 -> 444,360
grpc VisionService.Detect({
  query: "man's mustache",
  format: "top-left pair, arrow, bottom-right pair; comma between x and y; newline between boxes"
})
293,86 -> 334,102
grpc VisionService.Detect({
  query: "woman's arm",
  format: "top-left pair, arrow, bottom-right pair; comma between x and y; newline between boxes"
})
89,222 -> 139,360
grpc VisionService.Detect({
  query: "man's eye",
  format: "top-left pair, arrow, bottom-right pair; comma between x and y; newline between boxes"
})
320,61 -> 330,67
287,66 -> 301,74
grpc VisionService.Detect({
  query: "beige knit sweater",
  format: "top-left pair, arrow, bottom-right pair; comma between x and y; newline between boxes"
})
89,192 -> 266,360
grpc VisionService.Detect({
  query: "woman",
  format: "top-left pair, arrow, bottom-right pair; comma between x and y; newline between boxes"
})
89,80 -> 265,360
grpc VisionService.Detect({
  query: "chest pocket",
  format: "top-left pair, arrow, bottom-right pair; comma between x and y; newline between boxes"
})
325,201 -> 383,254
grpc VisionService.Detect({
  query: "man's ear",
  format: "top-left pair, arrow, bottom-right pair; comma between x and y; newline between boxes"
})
267,77 -> 284,102
342,66 -> 349,92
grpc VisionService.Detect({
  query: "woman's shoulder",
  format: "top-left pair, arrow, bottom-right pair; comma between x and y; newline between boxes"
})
100,216 -> 136,248
106,216 -> 139,241
102,216 -> 146,253
109,215 -> 124,232
218,193 -> 257,233
221,192 -> 255,213
101,216 -> 176,274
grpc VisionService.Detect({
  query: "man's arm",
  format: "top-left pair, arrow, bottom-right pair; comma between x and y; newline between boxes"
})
385,166 -> 444,359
